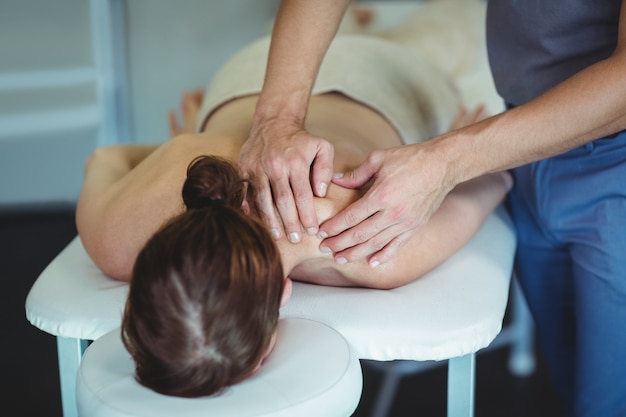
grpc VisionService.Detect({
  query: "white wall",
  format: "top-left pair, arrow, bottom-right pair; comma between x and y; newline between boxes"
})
0,0 -> 96,205
126,0 -> 279,144
0,0 -> 279,206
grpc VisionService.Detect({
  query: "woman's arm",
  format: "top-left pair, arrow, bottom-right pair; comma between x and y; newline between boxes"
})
76,133 -> 240,281
78,144 -> 158,201
76,141 -> 196,281
76,144 -> 159,280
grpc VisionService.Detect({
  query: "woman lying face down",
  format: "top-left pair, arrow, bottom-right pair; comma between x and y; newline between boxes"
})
122,155 -> 291,397
86,93 -> 509,398
76,31 -> 511,398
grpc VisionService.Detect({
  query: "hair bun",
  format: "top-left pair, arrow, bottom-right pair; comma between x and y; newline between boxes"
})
182,155 -> 245,210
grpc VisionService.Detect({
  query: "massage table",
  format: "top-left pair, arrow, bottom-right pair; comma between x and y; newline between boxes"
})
25,204 -> 533,417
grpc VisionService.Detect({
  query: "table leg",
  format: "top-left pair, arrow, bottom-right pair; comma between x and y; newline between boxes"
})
447,353 -> 475,417
57,337 -> 89,417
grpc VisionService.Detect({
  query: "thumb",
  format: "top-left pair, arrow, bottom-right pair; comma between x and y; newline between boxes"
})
332,156 -> 380,189
311,142 -> 334,197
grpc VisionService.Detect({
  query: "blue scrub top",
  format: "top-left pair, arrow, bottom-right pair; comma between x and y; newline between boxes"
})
486,0 -> 621,106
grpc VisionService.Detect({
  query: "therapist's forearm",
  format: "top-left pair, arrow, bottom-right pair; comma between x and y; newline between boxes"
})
439,45 -> 626,187
254,0 -> 352,126
442,2 -> 626,183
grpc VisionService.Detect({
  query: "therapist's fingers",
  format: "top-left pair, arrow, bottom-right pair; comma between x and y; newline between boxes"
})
320,209 -> 419,265
289,171 -> 317,237
333,225 -> 415,268
319,150 -> 390,243
272,170 -> 307,243
271,135 -> 334,240
330,151 -> 382,190
365,230 -> 414,268
310,140 -> 335,198
287,136 -> 335,235
253,175 -> 283,240
319,196 -> 380,248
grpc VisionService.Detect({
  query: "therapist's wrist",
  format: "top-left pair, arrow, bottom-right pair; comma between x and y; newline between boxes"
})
249,99 -> 308,145
419,131 -> 471,193
253,86 -> 310,128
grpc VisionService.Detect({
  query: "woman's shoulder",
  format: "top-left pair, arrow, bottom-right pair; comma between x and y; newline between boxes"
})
285,185 -> 412,289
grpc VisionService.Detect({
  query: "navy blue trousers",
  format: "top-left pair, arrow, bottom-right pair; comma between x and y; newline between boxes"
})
508,130 -> 626,417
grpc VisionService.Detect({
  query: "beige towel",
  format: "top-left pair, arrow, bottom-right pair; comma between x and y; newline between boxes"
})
197,35 -> 460,145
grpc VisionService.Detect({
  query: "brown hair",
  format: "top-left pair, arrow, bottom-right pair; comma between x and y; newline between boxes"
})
121,155 -> 284,397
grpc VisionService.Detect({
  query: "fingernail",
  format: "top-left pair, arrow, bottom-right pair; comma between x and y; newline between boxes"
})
333,172 -> 344,179
320,245 -> 332,254
317,182 -> 327,197
370,259 -> 380,268
288,232 -> 301,243
335,256 -> 347,265
307,227 -> 318,235
317,230 -> 328,239
271,228 -> 281,239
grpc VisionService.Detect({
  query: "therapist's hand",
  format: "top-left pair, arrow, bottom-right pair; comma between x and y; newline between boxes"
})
319,104 -> 488,265
238,117 -> 334,243
318,141 -> 456,267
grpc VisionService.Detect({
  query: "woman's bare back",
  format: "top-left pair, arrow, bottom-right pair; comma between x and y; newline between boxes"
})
78,91 -> 510,288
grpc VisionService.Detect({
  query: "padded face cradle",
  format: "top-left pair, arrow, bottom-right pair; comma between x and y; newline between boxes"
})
76,318 -> 363,417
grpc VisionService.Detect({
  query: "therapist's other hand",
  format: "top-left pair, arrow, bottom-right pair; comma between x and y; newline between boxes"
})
318,142 -> 455,267
238,118 -> 334,243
